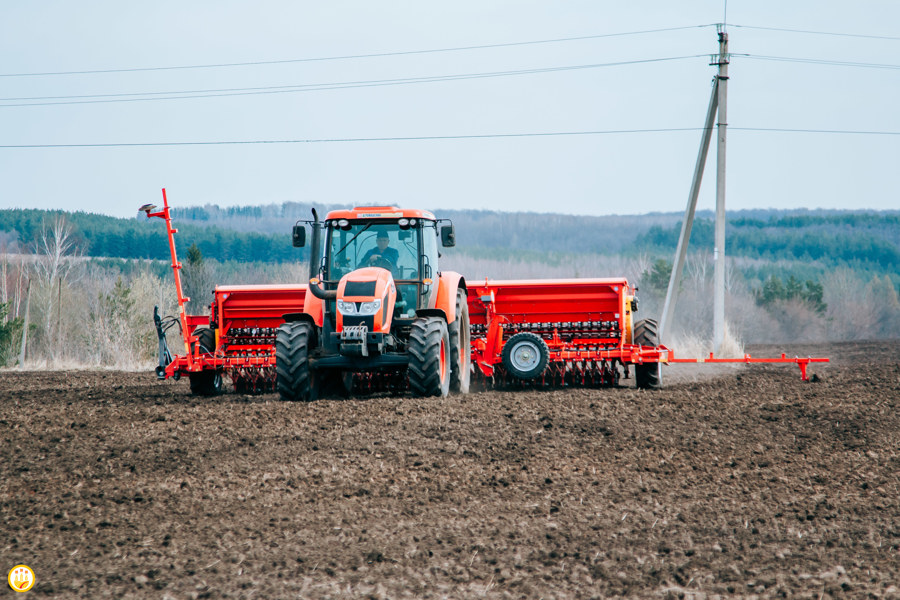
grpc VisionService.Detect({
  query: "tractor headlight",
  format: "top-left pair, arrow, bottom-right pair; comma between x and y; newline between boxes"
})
357,299 -> 382,315
337,299 -> 382,315
337,300 -> 356,315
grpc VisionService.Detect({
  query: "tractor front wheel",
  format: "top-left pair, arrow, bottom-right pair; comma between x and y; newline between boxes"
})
408,317 -> 451,397
634,318 -> 662,390
449,289 -> 471,394
275,321 -> 317,402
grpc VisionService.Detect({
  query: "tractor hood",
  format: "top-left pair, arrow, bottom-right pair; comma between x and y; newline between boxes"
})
335,267 -> 396,334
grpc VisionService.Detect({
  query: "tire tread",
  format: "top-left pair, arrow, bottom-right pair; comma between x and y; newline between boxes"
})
634,318 -> 662,390
408,317 -> 449,397
275,322 -> 314,401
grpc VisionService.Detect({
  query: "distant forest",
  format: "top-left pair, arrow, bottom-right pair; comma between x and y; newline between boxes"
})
0,205 -> 897,286
1,203 -> 898,369
0,208 -> 302,264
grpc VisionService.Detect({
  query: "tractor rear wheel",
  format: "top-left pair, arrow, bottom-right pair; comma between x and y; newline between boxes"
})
192,326 -> 216,355
449,289 -> 471,394
634,318 -> 662,390
408,317 -> 451,397
502,332 -> 550,380
275,321 -> 317,402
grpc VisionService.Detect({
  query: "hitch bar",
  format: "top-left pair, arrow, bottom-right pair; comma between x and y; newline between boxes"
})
669,352 -> 829,381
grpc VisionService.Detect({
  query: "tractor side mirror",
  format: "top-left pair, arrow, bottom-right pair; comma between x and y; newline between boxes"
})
292,224 -> 306,247
440,224 -> 455,247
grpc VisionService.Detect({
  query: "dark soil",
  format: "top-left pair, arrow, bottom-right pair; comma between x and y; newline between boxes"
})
2,341 -> 898,599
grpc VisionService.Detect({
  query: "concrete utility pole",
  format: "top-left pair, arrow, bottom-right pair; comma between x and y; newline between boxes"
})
658,78 -> 719,343
659,26 -> 730,351
713,26 -> 729,353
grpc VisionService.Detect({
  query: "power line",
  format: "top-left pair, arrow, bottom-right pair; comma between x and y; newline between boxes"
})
732,127 -> 900,135
5,52 -> 895,109
0,55 -> 708,107
2,126 -> 898,149
728,24 -> 900,41
742,54 -> 900,70
0,25 -> 715,78
0,129 -> 705,148
4,22 -> 894,81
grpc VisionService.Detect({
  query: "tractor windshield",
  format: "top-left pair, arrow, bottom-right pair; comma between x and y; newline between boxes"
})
325,221 -> 421,281
325,219 -> 438,317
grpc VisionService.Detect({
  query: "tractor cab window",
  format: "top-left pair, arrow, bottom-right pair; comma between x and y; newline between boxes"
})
325,221 -> 419,282
421,221 -> 439,280
419,221 -> 440,308
325,218 -> 439,318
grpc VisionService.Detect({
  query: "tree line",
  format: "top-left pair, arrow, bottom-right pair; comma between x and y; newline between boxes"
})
0,208 -> 898,369
2,207 -> 897,280
0,209 -> 305,264
636,216 -> 900,274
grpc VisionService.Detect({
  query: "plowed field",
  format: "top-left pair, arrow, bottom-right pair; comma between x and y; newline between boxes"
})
2,341 -> 898,599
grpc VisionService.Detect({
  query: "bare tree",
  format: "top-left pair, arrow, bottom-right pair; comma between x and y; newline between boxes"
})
182,243 -> 215,315
33,215 -> 81,360
686,250 -> 711,287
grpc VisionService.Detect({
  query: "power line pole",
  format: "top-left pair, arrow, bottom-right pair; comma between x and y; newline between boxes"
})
713,25 -> 729,353
659,26 -> 730,348
659,78 -> 718,343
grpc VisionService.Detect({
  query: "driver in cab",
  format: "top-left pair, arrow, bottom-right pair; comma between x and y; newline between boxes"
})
359,230 -> 399,269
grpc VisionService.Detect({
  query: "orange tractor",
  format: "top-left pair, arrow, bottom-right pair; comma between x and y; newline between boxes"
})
146,190 -> 827,397
275,205 -> 470,401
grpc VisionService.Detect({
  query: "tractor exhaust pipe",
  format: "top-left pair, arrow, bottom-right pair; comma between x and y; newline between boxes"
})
309,208 -> 321,281
307,278 -> 337,300
304,208 -> 337,300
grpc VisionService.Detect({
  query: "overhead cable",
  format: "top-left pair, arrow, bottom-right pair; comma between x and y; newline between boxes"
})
3,126 -> 899,149
0,55 -> 708,107
0,129 -> 705,147
742,54 -> 900,70
732,127 -> 900,135
728,24 -> 900,41
0,25 -> 715,78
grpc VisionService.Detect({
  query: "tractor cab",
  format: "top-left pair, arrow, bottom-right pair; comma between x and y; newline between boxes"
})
322,209 -> 441,319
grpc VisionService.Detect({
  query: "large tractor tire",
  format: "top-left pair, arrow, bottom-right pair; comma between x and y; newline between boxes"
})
502,332 -> 550,380
192,326 -> 216,355
189,327 -> 223,396
634,318 -> 662,390
448,288 -> 471,394
408,317 -> 451,397
275,321 -> 317,402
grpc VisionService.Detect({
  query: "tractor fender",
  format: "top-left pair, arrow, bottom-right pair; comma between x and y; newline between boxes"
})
428,272 -> 466,324
416,308 -> 448,322
300,290 -> 325,327
282,312 -> 317,327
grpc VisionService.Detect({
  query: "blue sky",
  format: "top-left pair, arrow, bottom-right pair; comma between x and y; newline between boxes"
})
1,1 -> 897,218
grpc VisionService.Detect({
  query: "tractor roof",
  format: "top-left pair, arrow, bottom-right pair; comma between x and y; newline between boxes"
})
325,206 -> 437,221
